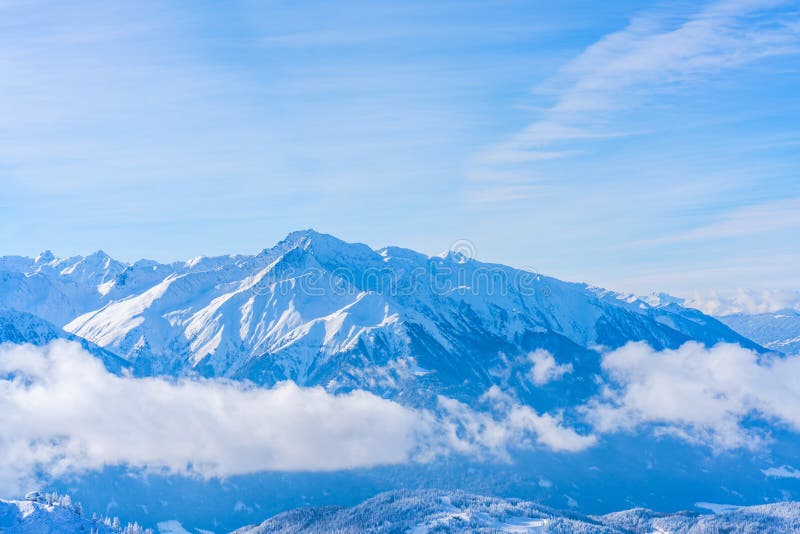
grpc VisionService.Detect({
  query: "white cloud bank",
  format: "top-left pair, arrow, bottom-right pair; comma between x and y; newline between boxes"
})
586,341 -> 800,450
0,341 -> 594,495
0,341 -> 425,494
6,339 -> 798,495
438,386 -> 597,458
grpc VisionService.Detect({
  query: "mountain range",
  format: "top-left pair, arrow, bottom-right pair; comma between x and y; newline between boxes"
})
717,309 -> 800,356
0,230 -> 765,403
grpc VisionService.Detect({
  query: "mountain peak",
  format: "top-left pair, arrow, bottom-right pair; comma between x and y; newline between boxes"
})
88,249 -> 110,259
35,250 -> 55,264
281,229 -> 342,248
263,230 -> 376,265
644,292 -> 685,308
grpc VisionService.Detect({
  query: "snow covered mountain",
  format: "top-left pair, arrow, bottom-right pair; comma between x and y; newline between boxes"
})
0,250 -> 126,326
717,309 -> 800,356
645,292 -> 800,356
232,489 -> 800,533
0,230 -> 763,402
4,231 -> 793,529
0,493 -> 149,534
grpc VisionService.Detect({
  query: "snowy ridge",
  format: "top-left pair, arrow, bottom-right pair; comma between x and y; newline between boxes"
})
232,489 -> 800,533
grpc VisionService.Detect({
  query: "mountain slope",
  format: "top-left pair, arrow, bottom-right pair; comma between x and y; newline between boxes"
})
232,489 -> 800,533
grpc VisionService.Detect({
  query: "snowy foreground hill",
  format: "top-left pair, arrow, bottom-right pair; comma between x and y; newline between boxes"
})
6,490 -> 799,533
233,490 -> 800,533
0,493 -> 148,533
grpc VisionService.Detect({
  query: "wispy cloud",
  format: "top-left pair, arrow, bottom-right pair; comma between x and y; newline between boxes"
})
468,0 -> 800,201
629,196 -> 800,246
463,183 -> 543,203
262,22 -> 551,48
598,251 -> 800,296
762,465 -> 800,478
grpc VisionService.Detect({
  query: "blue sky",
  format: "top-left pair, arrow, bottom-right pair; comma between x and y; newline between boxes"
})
1,0 -> 798,295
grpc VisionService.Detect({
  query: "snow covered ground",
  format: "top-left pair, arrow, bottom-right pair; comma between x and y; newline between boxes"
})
232,489 -> 800,533
0,493 -> 149,533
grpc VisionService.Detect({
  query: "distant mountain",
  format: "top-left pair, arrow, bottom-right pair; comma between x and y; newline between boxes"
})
717,309 -> 800,356
0,308 -> 130,373
232,489 -> 800,533
0,250 -> 126,326
0,230 -> 762,404
646,292 -> 800,356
